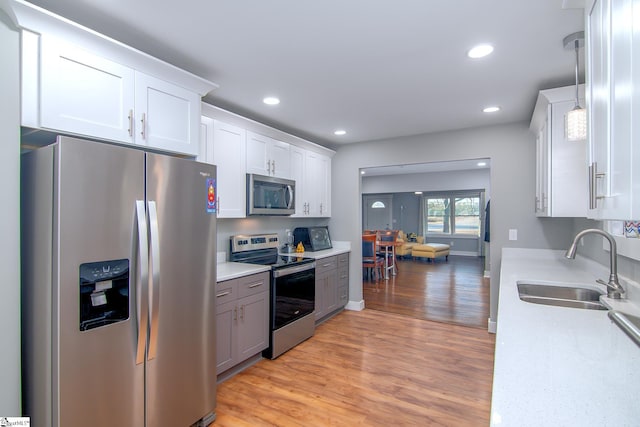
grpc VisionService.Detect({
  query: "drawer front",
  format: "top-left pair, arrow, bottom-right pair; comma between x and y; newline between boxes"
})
337,253 -> 349,266
338,285 -> 348,306
216,279 -> 237,306
315,256 -> 337,275
238,271 -> 270,298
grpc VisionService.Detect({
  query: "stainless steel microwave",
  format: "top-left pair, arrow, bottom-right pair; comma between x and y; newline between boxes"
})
247,174 -> 295,215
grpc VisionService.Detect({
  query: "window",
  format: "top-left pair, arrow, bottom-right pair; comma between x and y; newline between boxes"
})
422,191 -> 483,236
371,201 -> 386,208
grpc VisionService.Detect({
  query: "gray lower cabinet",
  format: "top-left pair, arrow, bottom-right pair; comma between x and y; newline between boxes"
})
337,253 -> 349,306
216,271 -> 269,375
315,253 -> 349,322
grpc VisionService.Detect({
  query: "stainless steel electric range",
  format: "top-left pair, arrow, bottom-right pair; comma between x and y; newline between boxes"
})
230,234 -> 316,359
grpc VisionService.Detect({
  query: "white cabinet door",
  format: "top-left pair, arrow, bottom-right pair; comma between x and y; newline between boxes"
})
39,36 -> 135,143
246,131 -> 271,176
134,72 -> 200,156
269,139 -> 291,178
212,120 -> 247,218
535,118 -> 550,217
289,146 -> 306,217
587,0 -> 640,219
246,131 -> 290,178
198,116 -> 214,164
305,152 -> 331,217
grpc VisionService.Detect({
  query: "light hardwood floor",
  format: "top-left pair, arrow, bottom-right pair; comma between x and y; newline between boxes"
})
363,256 -> 490,329
214,309 -> 496,426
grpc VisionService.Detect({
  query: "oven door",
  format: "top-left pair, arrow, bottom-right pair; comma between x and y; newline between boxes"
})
272,263 -> 315,330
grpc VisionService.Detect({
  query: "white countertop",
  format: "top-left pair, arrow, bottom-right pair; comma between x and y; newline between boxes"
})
286,241 -> 351,259
491,248 -> 640,426
217,262 -> 270,282
217,241 -> 350,282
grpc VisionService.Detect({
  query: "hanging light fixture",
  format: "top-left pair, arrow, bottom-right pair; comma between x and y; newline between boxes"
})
564,31 -> 586,141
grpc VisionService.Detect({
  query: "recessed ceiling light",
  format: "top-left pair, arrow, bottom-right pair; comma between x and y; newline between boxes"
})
414,191 -> 423,195
263,97 -> 280,105
468,44 -> 494,59
477,162 -> 487,167
361,170 -> 366,175
334,129 -> 346,136
483,106 -> 501,113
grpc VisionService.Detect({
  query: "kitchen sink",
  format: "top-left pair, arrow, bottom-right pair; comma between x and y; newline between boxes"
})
517,283 -> 607,310
608,311 -> 640,348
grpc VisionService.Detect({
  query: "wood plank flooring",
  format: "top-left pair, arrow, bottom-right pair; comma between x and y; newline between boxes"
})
363,256 -> 490,329
214,309 -> 496,426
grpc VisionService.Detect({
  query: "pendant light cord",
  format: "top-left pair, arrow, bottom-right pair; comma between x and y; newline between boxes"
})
574,39 -> 580,109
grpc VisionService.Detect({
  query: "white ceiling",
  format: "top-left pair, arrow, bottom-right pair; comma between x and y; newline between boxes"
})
24,0 -> 585,149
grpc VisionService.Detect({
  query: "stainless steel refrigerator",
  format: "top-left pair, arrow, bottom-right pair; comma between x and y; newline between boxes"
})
21,136 -> 217,427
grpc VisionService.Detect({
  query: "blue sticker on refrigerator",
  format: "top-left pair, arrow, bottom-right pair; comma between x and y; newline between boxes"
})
206,178 -> 216,213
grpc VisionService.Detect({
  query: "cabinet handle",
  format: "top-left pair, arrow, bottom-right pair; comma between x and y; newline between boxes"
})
216,291 -> 230,298
248,282 -> 262,288
233,307 -> 237,321
267,160 -> 271,174
240,305 -> 244,320
128,109 -> 134,137
320,203 -> 323,215
535,196 -> 540,212
140,113 -> 146,140
589,162 -> 606,209
272,160 -> 276,175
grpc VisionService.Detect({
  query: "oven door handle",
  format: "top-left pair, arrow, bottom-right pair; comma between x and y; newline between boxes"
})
273,262 -> 316,278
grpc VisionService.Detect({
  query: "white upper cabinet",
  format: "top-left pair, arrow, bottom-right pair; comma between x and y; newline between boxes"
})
14,1 -> 216,157
289,146 -> 332,217
134,72 -> 200,155
305,151 -> 331,217
211,120 -> 247,218
246,131 -> 291,178
530,85 -> 588,217
38,35 -> 135,143
289,145 -> 306,217
586,0 -> 640,219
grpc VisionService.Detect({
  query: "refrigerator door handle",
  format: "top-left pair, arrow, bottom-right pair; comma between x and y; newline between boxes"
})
147,200 -> 161,360
134,200 -> 149,365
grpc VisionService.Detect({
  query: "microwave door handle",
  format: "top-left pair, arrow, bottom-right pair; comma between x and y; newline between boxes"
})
286,185 -> 294,209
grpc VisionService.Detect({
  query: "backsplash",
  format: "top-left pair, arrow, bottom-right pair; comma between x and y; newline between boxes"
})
216,217 -> 330,261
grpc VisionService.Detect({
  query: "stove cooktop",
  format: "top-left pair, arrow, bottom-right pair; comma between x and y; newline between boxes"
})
229,233 -> 314,270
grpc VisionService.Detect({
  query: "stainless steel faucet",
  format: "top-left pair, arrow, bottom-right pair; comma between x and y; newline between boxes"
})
565,228 -> 625,299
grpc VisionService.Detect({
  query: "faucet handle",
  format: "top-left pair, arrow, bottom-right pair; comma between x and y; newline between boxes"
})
596,278 -> 625,294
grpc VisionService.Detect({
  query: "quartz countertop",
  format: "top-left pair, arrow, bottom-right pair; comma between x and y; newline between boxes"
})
217,262 -> 270,282
285,241 -> 351,259
217,241 -> 350,282
491,248 -> 640,426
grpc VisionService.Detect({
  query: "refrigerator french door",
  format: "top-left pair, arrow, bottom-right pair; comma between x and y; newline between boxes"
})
21,136 -> 217,427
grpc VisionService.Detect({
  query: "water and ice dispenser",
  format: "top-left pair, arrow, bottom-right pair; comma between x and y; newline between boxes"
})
79,259 -> 130,331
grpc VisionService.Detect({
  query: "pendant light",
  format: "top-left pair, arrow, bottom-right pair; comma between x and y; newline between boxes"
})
564,31 -> 586,141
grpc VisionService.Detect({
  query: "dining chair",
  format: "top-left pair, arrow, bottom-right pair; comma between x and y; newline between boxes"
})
362,234 -> 384,281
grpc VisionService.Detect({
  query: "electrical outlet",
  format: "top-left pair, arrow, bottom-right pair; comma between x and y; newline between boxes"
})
509,229 -> 518,241
450,241 -> 454,247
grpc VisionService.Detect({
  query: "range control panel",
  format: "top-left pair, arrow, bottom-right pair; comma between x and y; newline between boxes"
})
231,234 -> 279,253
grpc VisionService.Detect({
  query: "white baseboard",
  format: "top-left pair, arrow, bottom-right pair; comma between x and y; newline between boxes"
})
450,250 -> 479,257
345,300 -> 365,311
488,318 -> 497,334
